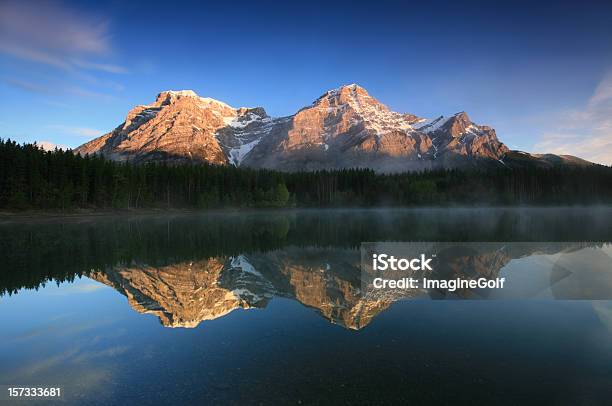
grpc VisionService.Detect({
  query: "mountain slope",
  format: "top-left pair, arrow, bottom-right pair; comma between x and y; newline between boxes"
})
76,90 -> 278,165
76,85 -> 592,172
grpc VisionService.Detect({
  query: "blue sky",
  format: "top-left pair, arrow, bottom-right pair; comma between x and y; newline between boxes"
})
1,0 -> 612,164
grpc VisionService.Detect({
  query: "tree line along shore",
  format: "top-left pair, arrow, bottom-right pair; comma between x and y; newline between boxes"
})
1,139 -> 612,210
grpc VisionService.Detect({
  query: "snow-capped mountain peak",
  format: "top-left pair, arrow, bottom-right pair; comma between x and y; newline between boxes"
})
159,89 -> 199,97
310,83 -> 421,137
75,84 -> 589,172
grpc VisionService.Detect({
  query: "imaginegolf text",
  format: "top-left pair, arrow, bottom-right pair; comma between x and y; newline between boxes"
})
372,277 -> 506,291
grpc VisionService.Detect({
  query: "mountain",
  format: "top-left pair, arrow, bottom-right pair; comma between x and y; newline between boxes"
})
75,89 -> 276,166
75,85 -> 592,172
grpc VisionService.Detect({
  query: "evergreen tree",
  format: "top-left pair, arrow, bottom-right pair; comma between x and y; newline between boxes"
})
1,138 -> 611,210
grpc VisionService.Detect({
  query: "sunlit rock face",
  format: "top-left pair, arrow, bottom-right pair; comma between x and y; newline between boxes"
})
243,84 -> 427,171
75,85 -> 592,172
75,90 -> 279,166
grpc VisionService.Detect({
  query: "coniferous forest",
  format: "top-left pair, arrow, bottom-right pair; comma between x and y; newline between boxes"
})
1,139 -> 612,211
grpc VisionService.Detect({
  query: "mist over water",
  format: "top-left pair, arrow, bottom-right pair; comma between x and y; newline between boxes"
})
1,208 -> 612,404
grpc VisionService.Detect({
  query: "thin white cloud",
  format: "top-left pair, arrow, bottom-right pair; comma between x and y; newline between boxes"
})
3,78 -> 52,94
534,71 -> 612,165
72,59 -> 128,74
43,100 -> 72,108
0,1 -> 127,74
65,86 -> 116,101
0,42 -> 71,69
47,125 -> 103,138
2,77 -> 117,101
589,73 -> 612,107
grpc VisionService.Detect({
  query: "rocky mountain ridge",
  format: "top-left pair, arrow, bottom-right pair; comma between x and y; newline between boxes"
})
75,85 -> 592,172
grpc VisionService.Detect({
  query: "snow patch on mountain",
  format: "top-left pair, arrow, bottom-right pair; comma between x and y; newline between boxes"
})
230,255 -> 261,276
159,89 -> 234,110
413,116 -> 449,133
224,112 -> 272,129
196,97 -> 234,110
161,89 -> 199,97
228,255 -> 275,302
228,138 -> 262,165
317,84 -> 419,135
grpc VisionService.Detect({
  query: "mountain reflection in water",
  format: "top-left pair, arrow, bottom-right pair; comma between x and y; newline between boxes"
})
3,208 -> 612,405
2,208 -> 611,330
89,242 -> 610,329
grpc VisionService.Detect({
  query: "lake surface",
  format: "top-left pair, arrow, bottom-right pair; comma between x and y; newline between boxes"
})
1,208 -> 612,404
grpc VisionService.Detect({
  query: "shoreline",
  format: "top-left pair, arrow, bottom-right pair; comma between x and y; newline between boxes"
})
2,205 -> 612,223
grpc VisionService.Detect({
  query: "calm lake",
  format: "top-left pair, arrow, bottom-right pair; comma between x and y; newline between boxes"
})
1,208 -> 612,404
